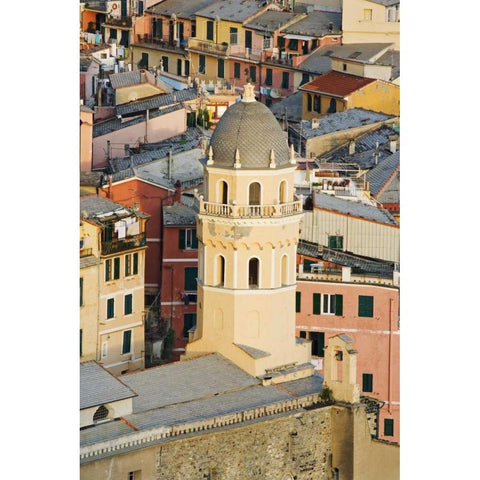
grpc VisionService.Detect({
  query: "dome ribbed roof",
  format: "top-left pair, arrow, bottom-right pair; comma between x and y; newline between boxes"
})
209,99 -> 290,169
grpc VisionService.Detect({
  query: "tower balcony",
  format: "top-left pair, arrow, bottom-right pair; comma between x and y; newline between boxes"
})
197,198 -> 302,218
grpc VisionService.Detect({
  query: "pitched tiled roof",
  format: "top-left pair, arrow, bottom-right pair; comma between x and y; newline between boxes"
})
367,0 -> 399,6
366,151 -> 400,196
300,71 -> 377,97
195,0 -> 267,22
163,202 -> 197,226
281,11 -> 342,37
244,11 -> 297,32
80,362 -> 137,410
314,191 -> 398,226
147,0 -> 218,19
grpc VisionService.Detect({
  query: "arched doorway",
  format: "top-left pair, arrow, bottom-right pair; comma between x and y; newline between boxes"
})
249,182 -> 261,205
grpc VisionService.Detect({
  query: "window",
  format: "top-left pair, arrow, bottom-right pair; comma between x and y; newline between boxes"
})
362,373 -> 373,392
217,255 -> 225,286
234,62 -> 240,79
140,52 -> 149,68
93,405 -> 109,422
177,58 -> 182,75
328,235 -> 343,250
153,18 -> 162,38
122,330 -> 132,354
133,252 -> 138,275
314,95 -> 321,113
125,253 -> 138,277
281,255 -> 288,284
114,257 -> 120,280
249,182 -> 261,205
307,93 -> 312,112
80,278 -> 84,306
363,8 -> 372,20
206,20 -> 214,41
80,329 -> 83,357
184,267 -> 198,291
101,341 -> 108,358
300,72 -> 310,86
313,294 -> 343,315
162,56 -> 169,72
199,54 -> 206,74
327,98 -> 337,114
101,53 -> 107,59
263,35 -> 272,50
183,313 -> 197,337
217,58 -> 224,79
105,259 -> 112,281
179,229 -> 198,250
245,30 -> 252,49
299,330 -> 306,339
310,332 -> 325,357
281,72 -> 289,89
249,66 -> 256,83
128,471 -> 141,480
303,258 -> 316,273
230,27 -> 238,45
107,298 -> 115,319
384,419 -> 394,437
265,68 -> 272,86
358,295 -> 374,318
296,291 -> 301,312
124,294 -> 133,315
288,39 -> 298,50
277,36 -> 285,48
343,63 -> 347,71
185,59 -> 190,76
248,258 -> 259,287
191,22 -> 196,37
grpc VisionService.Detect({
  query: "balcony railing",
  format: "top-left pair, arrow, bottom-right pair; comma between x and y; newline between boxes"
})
104,16 -> 133,28
101,232 -> 146,255
229,45 -> 262,61
187,38 -> 228,56
198,199 -> 302,218
135,34 -> 186,52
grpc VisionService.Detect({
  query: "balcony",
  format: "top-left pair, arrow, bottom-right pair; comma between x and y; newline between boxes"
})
134,34 -> 186,53
187,38 -> 228,57
104,16 -> 133,28
101,232 -> 146,255
229,45 -> 262,62
84,1 -> 107,12
198,199 -> 302,218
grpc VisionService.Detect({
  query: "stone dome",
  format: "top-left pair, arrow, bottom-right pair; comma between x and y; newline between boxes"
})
209,88 -> 291,169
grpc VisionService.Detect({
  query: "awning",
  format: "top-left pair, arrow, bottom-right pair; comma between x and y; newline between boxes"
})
283,34 -> 315,41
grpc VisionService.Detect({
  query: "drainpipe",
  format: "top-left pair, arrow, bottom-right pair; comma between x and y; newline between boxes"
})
145,108 -> 149,143
388,297 -> 394,414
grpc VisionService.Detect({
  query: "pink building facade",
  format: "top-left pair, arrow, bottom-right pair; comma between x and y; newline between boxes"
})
296,276 -> 400,443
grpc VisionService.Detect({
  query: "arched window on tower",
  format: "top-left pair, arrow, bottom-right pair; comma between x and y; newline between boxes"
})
93,405 -> 109,422
248,258 -> 259,288
279,180 -> 287,203
219,180 -> 228,204
281,254 -> 288,285
249,182 -> 261,205
217,255 -> 225,286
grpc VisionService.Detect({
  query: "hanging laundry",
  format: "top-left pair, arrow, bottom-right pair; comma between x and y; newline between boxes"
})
115,220 -> 126,239
126,221 -> 139,236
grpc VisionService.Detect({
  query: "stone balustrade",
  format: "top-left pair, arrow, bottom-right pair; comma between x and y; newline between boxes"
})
198,199 -> 302,218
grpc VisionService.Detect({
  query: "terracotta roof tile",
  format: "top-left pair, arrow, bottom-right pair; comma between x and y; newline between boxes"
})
300,71 -> 376,97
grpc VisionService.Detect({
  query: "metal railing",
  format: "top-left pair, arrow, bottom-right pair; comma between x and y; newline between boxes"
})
135,34 -> 186,52
101,232 -> 146,255
187,38 -> 228,56
229,45 -> 262,61
104,16 -> 133,28
198,199 -> 302,218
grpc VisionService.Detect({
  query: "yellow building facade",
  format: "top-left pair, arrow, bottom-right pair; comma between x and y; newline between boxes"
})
342,0 -> 400,48
185,85 -> 312,380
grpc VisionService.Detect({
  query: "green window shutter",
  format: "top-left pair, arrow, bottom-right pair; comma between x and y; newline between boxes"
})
80,329 -> 83,357
133,253 -> 138,275
281,72 -> 289,89
207,21 -> 214,40
296,291 -> 301,312
307,93 -> 312,112
266,68 -> 272,86
303,259 -> 315,272
124,294 -> 133,315
192,229 -> 198,249
384,419 -> 394,437
218,59 -> 224,78
105,259 -> 111,281
199,55 -> 206,74
335,294 -> 343,316
184,267 -> 198,291
183,313 -> 197,337
313,293 -> 321,314
362,373 -> 373,392
107,298 -> 115,319
179,229 -> 186,249
249,66 -> 256,82
358,295 -> 374,317
234,62 -> 240,79
125,255 -> 131,276
80,278 -> 83,307
114,257 -> 120,279
122,330 -> 132,354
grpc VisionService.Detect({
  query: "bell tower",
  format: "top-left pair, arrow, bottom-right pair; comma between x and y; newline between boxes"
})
184,85 -> 313,381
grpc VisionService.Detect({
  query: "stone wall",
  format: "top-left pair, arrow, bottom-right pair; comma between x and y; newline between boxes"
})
154,408 -> 333,480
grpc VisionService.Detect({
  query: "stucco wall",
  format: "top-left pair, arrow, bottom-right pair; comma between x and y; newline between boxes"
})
93,107 -> 187,169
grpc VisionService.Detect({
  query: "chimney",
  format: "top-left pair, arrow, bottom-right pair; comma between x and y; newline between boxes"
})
168,149 -> 173,180
174,180 -> 182,202
311,118 -> 320,129
374,152 -> 379,165
389,135 -> 397,153
349,140 -> 355,155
